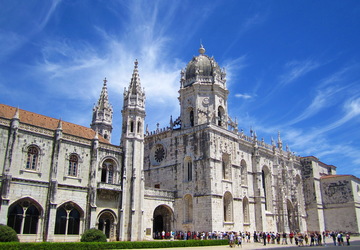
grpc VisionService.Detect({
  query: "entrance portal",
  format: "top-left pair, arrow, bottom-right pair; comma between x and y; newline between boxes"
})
152,205 -> 173,239
98,210 -> 116,240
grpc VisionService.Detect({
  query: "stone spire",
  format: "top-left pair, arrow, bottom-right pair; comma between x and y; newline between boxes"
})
90,78 -> 113,142
129,60 -> 142,95
122,60 -> 146,141
277,131 -> 283,150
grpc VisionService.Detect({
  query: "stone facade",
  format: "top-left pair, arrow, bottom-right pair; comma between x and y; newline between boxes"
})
1,46 -> 360,242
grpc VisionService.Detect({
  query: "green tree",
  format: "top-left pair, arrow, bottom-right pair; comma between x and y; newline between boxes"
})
81,228 -> 107,242
0,224 -> 19,242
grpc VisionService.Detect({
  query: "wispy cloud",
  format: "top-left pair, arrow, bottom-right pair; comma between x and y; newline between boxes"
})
0,31 -> 25,60
36,0 -> 61,31
235,93 -> 253,99
287,86 -> 346,125
279,59 -> 320,86
29,0 -> 219,136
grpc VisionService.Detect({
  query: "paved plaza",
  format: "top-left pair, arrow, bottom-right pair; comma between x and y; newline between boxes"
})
142,236 -> 360,250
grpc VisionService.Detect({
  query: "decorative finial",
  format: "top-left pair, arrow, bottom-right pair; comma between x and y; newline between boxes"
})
199,44 -> 205,55
135,59 -> 138,68
103,77 -> 107,86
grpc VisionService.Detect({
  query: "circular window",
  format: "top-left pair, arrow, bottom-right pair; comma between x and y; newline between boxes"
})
154,146 -> 165,162
151,144 -> 166,165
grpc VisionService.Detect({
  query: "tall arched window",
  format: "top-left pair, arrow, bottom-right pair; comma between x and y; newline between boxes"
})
184,157 -> 193,182
218,106 -> 225,126
243,196 -> 250,224
7,199 -> 41,234
223,191 -> 233,222
137,121 -> 142,134
296,175 -> 305,213
240,159 -> 248,185
68,154 -> 78,177
262,166 -> 272,211
222,154 -> 231,180
54,202 -> 81,235
218,107 -> 222,126
183,194 -> 193,223
101,159 -> 116,184
26,146 -> 39,170
130,121 -> 134,133
190,110 -> 194,127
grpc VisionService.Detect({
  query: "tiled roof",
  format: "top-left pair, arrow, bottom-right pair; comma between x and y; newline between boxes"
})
0,104 -> 110,144
320,174 -> 356,180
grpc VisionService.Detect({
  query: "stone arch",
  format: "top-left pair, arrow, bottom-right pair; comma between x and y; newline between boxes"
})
152,205 -> 174,239
100,157 -> 118,184
54,201 -> 84,235
183,194 -> 193,223
7,197 -> 43,234
97,209 -> 117,240
262,165 -> 272,211
223,191 -> 233,222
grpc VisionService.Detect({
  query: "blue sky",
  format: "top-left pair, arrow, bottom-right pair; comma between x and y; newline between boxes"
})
1,0 -> 360,175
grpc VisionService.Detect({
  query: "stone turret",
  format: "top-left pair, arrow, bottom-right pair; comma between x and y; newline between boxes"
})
178,45 -> 229,129
91,78 -> 113,142
120,60 -> 146,241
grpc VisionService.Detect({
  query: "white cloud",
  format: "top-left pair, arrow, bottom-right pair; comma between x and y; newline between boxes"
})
280,59 -> 320,86
235,93 -> 252,99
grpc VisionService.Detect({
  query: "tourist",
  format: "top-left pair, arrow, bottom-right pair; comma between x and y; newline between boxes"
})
346,233 -> 350,246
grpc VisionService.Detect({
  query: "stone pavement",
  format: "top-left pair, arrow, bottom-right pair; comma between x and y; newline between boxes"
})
142,236 -> 360,250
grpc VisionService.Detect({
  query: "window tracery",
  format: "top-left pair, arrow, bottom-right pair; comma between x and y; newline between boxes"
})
26,146 -> 39,170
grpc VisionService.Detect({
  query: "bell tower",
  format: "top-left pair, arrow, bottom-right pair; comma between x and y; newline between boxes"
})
91,78 -> 113,141
178,45 -> 229,129
120,60 -> 146,241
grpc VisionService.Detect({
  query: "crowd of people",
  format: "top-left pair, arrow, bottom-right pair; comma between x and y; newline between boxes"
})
153,230 -> 352,247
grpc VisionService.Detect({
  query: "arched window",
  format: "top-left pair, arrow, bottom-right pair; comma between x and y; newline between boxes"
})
223,191 -> 233,222
296,175 -> 305,213
137,121 -> 142,134
68,154 -> 78,177
101,159 -> 116,184
7,204 -> 23,234
23,205 -> 40,234
218,106 -> 225,126
243,196 -> 250,224
26,146 -> 39,170
262,166 -> 272,211
240,160 -> 248,185
130,121 -> 134,133
222,154 -> 231,180
190,110 -> 194,127
183,157 -> 193,182
183,194 -> 193,223
54,202 -> 81,235
7,199 -> 41,234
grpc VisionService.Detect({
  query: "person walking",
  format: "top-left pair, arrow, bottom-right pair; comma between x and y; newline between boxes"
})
346,233 -> 350,246
237,233 -> 242,247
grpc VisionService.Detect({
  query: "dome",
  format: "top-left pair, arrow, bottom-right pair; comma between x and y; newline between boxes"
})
184,45 -> 222,82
